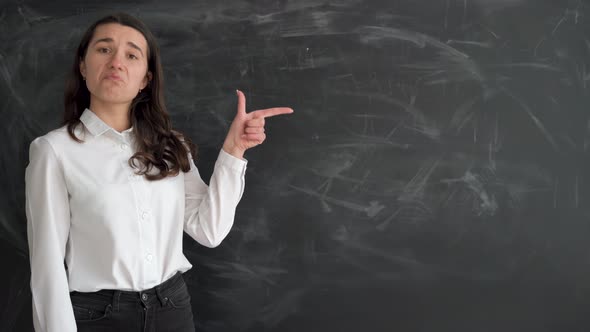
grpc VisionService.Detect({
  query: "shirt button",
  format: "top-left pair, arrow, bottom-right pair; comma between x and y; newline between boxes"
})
120,143 -> 128,150
141,211 -> 149,220
141,293 -> 148,301
146,253 -> 153,262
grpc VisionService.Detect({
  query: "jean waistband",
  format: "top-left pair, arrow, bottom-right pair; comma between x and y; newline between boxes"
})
70,271 -> 186,309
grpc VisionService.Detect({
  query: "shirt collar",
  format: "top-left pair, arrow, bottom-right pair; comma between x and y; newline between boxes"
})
79,108 -> 134,137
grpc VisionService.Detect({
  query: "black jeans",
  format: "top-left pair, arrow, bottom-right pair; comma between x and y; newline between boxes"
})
69,272 -> 195,332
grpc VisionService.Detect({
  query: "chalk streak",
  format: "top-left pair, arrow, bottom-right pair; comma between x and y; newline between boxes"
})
289,185 -> 385,217
501,88 -> 559,150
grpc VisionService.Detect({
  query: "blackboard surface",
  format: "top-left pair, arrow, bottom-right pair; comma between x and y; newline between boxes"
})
2,0 -> 590,331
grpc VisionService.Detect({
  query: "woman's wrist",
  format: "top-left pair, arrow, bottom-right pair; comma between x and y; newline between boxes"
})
222,144 -> 245,160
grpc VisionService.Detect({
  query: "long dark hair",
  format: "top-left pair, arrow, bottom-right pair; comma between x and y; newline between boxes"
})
63,12 -> 197,181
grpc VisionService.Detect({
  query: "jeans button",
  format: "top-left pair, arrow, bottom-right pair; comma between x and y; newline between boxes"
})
142,293 -> 148,301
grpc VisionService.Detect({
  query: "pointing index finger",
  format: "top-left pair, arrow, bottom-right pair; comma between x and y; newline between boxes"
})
254,107 -> 294,119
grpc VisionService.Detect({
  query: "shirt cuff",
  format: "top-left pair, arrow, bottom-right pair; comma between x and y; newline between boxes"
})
217,148 -> 248,173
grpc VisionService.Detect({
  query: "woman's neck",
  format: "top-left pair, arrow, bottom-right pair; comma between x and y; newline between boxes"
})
88,100 -> 132,133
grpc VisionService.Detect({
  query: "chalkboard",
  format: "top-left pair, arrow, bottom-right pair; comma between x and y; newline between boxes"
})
3,0 -> 590,331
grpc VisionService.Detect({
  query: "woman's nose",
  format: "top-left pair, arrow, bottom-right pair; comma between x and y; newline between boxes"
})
108,51 -> 124,68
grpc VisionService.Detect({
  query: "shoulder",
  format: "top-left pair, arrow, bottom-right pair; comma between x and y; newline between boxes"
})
29,123 -> 84,159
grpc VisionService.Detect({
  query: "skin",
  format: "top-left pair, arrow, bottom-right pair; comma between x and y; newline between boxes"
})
223,90 -> 293,159
79,23 -> 293,159
79,23 -> 152,133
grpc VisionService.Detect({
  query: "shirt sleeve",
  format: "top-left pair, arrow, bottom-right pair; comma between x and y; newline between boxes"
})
25,137 -> 77,332
183,148 -> 247,248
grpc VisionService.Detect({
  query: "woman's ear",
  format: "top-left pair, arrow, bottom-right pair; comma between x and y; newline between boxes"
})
79,60 -> 86,78
142,71 -> 153,89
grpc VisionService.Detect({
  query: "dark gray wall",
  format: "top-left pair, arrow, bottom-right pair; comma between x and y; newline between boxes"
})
2,0 -> 590,331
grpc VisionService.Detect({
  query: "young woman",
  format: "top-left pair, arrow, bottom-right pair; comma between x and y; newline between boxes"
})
25,12 -> 292,332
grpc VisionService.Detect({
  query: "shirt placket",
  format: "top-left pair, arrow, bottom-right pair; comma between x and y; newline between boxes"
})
116,133 -> 158,289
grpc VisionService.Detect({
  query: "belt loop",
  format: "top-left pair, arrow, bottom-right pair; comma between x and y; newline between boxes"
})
155,286 -> 168,307
112,290 -> 121,312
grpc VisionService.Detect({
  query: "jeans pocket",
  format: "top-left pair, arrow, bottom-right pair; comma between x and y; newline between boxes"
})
72,303 -> 113,322
166,286 -> 192,309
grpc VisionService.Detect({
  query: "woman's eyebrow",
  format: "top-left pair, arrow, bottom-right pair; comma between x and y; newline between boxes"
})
92,37 -> 145,57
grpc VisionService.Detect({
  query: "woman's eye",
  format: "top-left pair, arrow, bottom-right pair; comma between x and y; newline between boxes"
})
96,48 -> 138,60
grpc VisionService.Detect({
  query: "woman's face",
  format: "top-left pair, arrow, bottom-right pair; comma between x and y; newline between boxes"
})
80,23 -> 152,106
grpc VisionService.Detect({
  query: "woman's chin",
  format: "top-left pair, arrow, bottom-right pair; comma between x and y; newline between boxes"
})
92,92 -> 135,105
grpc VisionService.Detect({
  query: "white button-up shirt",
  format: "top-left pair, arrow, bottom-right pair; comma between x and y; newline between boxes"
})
25,108 -> 247,332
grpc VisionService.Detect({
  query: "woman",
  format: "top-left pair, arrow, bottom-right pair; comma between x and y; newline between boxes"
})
25,12 -> 292,332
